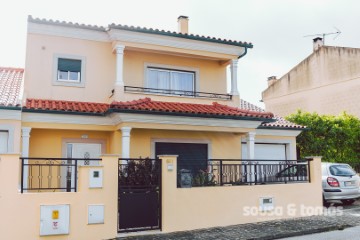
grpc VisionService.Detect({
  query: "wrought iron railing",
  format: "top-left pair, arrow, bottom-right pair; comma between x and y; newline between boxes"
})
124,86 -> 232,100
177,159 -> 311,188
20,157 -> 102,193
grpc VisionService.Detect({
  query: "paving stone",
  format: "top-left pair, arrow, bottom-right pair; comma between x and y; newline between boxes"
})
115,202 -> 360,240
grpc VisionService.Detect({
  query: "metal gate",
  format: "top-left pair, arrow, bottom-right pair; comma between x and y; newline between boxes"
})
118,158 -> 161,233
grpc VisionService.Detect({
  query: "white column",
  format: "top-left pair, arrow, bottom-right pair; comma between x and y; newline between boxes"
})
246,132 -> 256,183
121,127 -> 132,160
115,45 -> 125,86
230,59 -> 239,96
21,127 -> 31,191
246,132 -> 256,160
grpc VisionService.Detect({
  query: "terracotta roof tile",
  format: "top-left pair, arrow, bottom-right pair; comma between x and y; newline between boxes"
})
0,67 -> 24,107
110,98 -> 274,119
25,99 -> 109,114
240,99 -> 306,129
23,98 -> 306,129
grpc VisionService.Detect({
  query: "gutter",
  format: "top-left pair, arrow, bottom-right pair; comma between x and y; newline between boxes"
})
238,46 -> 248,59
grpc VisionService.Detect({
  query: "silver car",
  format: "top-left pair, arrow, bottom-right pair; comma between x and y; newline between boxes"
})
322,162 -> 360,205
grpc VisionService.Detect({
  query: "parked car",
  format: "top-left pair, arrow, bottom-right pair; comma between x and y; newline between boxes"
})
322,162 -> 360,205
258,162 -> 360,206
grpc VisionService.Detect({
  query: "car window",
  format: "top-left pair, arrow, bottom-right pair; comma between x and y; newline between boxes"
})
329,165 -> 356,176
278,165 -> 307,177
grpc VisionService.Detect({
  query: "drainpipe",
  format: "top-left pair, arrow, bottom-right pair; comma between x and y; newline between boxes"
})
238,47 -> 248,59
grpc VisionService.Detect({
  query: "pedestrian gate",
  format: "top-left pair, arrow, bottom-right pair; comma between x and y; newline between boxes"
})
118,158 -> 161,233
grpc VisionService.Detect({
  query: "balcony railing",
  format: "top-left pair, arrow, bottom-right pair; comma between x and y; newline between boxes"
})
124,86 -> 232,100
20,157 -> 102,193
177,159 -> 311,187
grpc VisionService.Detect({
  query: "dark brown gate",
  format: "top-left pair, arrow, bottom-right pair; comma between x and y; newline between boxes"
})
118,158 -> 161,233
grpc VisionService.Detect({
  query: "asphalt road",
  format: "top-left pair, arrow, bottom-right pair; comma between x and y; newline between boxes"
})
279,225 -> 360,240
279,200 -> 360,240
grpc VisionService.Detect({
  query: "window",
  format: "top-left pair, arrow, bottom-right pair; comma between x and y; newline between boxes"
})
0,131 -> 9,153
147,67 -> 195,93
57,58 -> 81,82
53,54 -> 86,87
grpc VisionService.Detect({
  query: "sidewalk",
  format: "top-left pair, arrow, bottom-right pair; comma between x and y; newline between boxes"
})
116,204 -> 360,240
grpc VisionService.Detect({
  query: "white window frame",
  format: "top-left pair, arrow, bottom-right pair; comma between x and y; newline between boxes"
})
0,124 -> 15,153
144,62 -> 200,93
53,54 -> 86,87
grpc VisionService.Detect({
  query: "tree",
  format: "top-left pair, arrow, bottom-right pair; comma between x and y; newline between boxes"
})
286,111 -> 360,164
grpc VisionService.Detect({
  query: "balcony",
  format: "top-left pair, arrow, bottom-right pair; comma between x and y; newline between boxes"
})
124,86 -> 232,100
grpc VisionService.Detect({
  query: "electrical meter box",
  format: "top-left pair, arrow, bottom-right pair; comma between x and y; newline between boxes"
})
40,204 -> 70,236
89,168 -> 103,188
88,205 -> 105,224
259,197 -> 274,211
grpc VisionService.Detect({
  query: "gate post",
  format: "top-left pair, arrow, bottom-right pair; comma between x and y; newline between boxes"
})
158,155 -> 178,233
100,154 -> 120,238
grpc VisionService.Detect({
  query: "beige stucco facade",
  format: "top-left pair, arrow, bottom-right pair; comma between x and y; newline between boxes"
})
262,46 -> 360,118
0,16 -> 319,239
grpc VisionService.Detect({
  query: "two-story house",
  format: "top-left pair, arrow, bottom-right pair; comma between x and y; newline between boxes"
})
0,16 -> 326,239
21,15 -> 304,165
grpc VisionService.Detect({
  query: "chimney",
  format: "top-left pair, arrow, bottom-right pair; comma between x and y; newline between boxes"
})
313,37 -> 324,51
177,16 -> 189,34
267,76 -> 277,86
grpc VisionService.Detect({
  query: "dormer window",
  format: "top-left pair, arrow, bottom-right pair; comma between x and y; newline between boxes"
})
53,54 -> 86,87
57,58 -> 81,82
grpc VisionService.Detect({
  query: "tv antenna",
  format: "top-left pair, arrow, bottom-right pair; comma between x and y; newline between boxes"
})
304,27 -> 341,44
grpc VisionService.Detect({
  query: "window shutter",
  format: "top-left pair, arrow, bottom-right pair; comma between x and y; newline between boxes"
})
58,58 -> 81,72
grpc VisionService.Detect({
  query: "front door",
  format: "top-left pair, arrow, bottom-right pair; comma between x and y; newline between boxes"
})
63,143 -> 102,191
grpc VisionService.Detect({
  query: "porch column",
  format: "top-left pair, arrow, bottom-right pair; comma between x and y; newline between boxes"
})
115,45 -> 125,86
246,132 -> 256,183
21,127 -> 31,191
246,132 -> 255,160
230,59 -> 239,96
121,127 -> 132,159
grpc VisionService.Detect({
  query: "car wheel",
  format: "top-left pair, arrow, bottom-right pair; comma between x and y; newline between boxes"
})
323,196 -> 330,207
341,199 -> 355,205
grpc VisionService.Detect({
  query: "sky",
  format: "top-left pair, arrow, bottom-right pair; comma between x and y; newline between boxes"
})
1,0 -> 360,107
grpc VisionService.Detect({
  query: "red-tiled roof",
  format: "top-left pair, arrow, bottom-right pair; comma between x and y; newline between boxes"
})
25,99 -> 109,114
110,98 -> 274,119
23,98 -> 305,129
0,67 -> 24,107
240,99 -> 306,129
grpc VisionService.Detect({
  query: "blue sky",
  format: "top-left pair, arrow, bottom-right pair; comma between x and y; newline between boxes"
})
1,0 -> 359,106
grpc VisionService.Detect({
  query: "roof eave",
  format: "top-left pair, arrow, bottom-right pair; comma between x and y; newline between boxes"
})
109,108 -> 271,121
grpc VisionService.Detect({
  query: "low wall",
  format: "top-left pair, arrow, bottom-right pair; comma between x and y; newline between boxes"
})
0,154 -> 118,240
159,156 -> 323,232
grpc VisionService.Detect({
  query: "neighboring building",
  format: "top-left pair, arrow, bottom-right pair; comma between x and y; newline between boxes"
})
0,67 -> 23,153
0,16 -> 322,240
262,38 -> 360,118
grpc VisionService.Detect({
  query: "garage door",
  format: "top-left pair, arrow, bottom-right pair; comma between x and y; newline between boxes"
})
242,143 -> 286,160
155,142 -> 208,175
